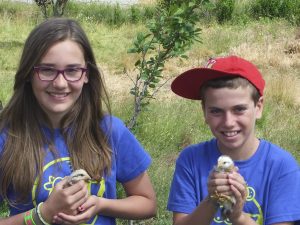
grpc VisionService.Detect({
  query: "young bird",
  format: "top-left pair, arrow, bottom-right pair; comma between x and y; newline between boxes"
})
210,155 -> 236,219
64,169 -> 91,188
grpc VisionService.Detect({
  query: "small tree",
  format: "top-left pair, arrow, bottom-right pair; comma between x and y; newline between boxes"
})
126,0 -> 202,130
35,0 -> 68,18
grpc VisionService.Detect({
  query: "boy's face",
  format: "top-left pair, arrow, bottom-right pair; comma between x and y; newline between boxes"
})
202,86 -> 263,157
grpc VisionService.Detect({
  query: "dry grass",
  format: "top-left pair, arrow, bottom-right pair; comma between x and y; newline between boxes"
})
103,20 -> 300,107
137,0 -> 157,5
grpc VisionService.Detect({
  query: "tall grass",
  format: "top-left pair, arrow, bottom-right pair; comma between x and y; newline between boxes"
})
1,0 -> 300,26
0,2 -> 299,224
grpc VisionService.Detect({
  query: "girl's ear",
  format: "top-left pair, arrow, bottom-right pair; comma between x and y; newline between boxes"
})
84,72 -> 89,83
255,96 -> 264,119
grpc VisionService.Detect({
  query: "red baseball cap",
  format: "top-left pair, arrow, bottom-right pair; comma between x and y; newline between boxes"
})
171,55 -> 265,100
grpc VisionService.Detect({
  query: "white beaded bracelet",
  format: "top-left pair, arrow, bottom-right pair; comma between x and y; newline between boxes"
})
37,202 -> 51,225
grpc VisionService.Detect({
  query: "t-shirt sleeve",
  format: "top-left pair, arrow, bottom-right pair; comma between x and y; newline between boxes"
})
0,131 -> 6,203
266,155 -> 300,225
105,116 -> 151,183
167,149 -> 198,214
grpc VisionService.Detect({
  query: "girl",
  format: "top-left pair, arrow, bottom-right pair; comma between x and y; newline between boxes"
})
0,18 -> 156,225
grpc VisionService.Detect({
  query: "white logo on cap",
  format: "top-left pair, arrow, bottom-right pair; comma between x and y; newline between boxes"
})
205,58 -> 217,68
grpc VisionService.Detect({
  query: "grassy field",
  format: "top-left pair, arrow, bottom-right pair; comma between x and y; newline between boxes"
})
0,1 -> 300,224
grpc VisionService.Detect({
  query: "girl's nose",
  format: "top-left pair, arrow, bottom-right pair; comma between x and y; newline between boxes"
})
52,73 -> 68,88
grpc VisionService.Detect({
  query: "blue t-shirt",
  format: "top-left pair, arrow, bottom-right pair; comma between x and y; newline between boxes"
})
167,138 -> 300,225
0,116 -> 151,225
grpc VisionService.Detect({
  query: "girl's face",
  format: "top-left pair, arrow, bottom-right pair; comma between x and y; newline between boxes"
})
31,40 -> 88,128
202,86 -> 263,159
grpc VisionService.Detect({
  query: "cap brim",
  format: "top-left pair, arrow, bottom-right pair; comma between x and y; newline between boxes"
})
171,68 -> 241,100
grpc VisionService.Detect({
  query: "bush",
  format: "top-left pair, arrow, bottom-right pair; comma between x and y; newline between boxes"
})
215,0 -> 235,24
251,0 -> 300,24
65,1 -> 156,26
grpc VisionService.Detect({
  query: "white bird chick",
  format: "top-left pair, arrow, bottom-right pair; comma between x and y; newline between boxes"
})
211,155 -> 236,219
64,169 -> 91,188
215,155 -> 235,173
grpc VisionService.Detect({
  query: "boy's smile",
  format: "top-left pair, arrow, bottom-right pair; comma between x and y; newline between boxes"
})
203,86 -> 263,160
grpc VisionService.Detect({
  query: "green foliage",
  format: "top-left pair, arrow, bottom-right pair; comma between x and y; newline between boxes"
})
126,1 -> 202,129
66,1 -> 155,26
0,1 -> 40,20
0,201 -> 8,217
250,0 -> 300,24
215,0 -> 235,23
129,5 -> 140,24
1,0 -> 300,26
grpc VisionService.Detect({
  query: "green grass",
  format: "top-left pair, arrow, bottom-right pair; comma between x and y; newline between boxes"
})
0,2 -> 300,224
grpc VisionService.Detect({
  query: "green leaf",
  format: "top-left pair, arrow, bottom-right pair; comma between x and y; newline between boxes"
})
129,45 -> 141,53
134,59 -> 141,67
180,54 -> 189,59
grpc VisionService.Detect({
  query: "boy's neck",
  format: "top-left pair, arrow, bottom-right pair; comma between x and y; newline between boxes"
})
217,138 -> 260,161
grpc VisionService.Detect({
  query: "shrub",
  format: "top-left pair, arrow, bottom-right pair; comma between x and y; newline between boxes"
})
251,0 -> 300,24
215,0 -> 235,24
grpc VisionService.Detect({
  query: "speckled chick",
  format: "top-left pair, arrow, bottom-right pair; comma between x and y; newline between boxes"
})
64,169 -> 91,188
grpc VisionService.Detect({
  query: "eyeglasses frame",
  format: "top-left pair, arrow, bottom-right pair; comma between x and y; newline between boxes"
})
33,66 -> 88,82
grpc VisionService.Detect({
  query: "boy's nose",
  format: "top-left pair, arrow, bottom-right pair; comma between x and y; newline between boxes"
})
223,112 -> 235,127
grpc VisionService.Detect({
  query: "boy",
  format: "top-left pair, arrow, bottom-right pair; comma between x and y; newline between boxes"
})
167,56 -> 300,225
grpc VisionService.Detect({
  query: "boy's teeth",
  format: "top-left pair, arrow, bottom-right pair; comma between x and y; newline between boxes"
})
224,131 -> 238,137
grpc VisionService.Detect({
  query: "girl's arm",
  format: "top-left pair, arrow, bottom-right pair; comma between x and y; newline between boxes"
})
53,171 -> 157,224
100,171 -> 156,219
0,213 -> 24,225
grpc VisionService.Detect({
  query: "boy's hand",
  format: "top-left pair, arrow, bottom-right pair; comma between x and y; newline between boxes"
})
208,170 -> 232,197
207,167 -> 247,220
227,172 -> 248,222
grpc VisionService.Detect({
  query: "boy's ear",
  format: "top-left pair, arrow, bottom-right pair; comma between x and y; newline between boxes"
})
201,102 -> 208,123
255,96 -> 264,119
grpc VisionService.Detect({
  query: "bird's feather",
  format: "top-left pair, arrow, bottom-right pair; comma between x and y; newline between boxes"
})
212,155 -> 236,219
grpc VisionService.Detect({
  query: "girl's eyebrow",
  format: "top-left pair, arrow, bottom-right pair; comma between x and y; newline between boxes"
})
37,63 -> 83,67
37,63 -> 55,67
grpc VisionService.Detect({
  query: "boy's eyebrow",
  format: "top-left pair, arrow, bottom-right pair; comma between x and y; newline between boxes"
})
206,106 -> 222,110
206,104 -> 249,109
233,104 -> 248,107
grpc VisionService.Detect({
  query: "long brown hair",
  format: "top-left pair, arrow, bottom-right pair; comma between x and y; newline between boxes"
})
0,18 -> 112,204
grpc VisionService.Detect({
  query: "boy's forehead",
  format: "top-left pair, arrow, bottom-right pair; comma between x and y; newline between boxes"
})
203,86 -> 255,105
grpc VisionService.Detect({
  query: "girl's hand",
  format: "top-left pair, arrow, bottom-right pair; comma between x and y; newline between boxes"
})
41,178 -> 89,223
52,195 -> 101,225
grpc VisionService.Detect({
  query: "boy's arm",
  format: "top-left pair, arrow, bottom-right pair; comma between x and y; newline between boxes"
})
174,205 -> 294,225
228,212 -> 293,225
172,197 -> 218,225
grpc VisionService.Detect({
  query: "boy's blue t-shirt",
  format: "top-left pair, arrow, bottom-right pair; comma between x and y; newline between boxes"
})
0,116 -> 151,225
167,138 -> 300,225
